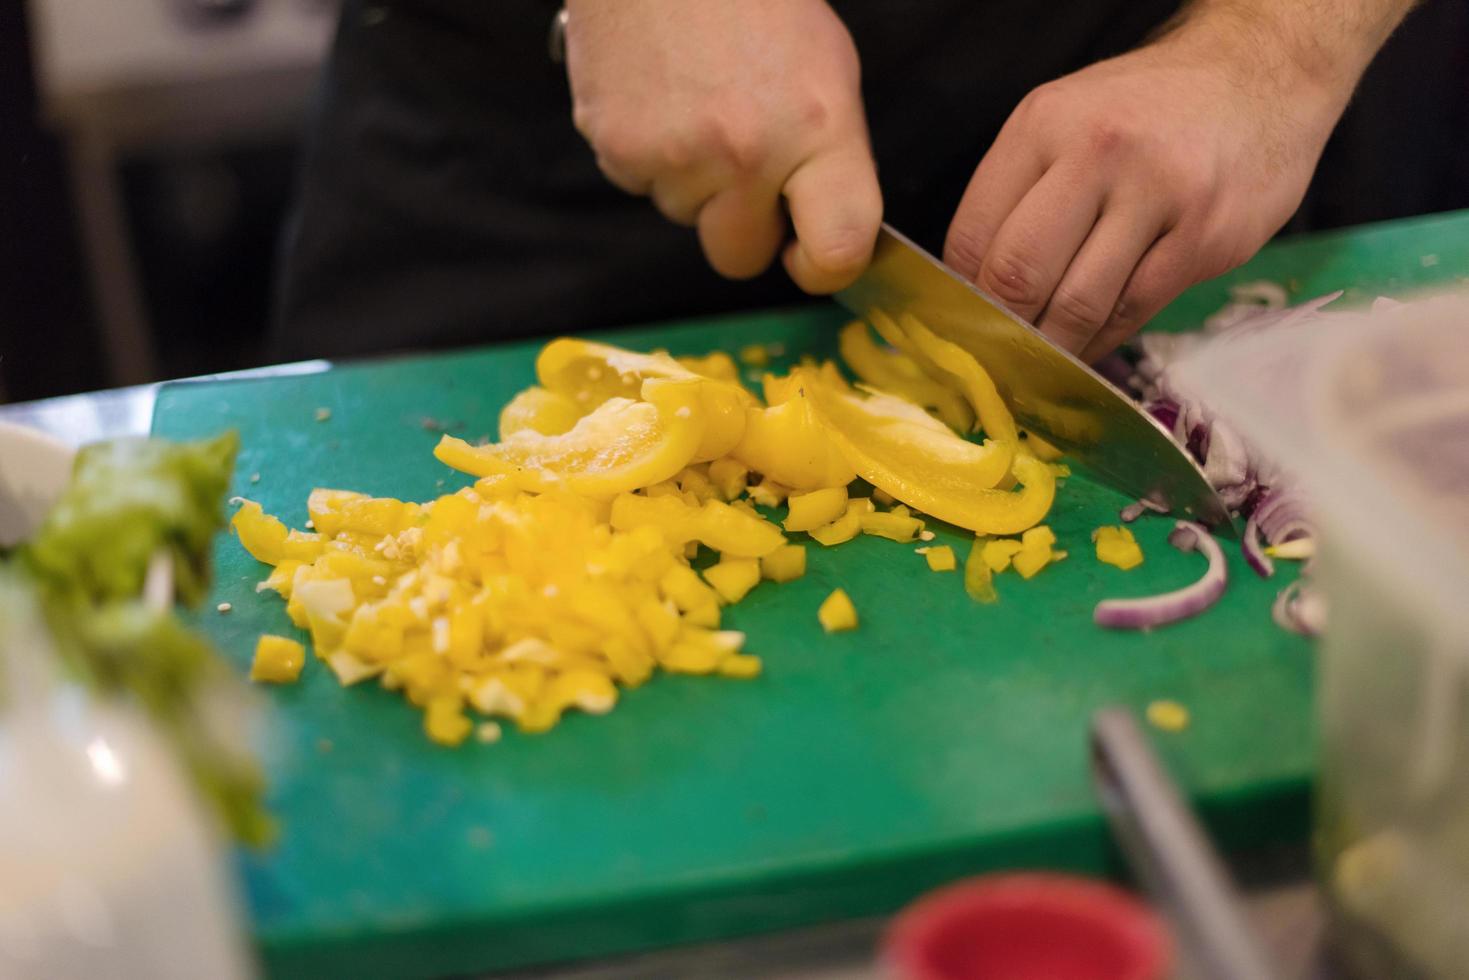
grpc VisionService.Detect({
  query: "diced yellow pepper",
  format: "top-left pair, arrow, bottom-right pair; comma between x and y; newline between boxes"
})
677,465 -> 716,502
518,670 -> 618,733
707,458 -> 749,501
747,479 -> 790,508
808,497 -> 873,547
817,588 -> 858,632
718,653 -> 763,679
1146,699 -> 1190,733
860,511 -> 924,543
609,493 -> 786,558
256,559 -> 302,598
424,695 -> 473,746
703,558 -> 761,604
924,545 -> 957,572
1011,547 -> 1052,579
980,538 -> 1023,572
683,599 -> 722,629
760,544 -> 807,583
251,635 -> 305,683
738,343 -> 771,367
783,487 -> 848,532
1022,526 -> 1057,551
1093,526 -> 1144,570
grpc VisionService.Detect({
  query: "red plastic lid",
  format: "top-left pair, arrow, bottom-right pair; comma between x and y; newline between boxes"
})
882,873 -> 1172,980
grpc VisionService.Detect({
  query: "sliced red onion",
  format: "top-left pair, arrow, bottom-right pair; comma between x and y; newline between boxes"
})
1119,495 -> 1170,523
1094,521 -> 1227,629
1273,579 -> 1326,637
1242,508 -> 1274,579
1095,352 -> 1136,389
1144,398 -> 1180,431
1185,422 -> 1211,463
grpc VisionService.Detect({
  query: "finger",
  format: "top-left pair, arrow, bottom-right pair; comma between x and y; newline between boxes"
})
650,173 -> 721,227
697,183 -> 787,280
1035,202 -> 1167,354
594,153 -> 652,197
1078,231 -> 1195,363
943,123 -> 1046,281
779,141 -> 882,294
972,162 -> 1103,323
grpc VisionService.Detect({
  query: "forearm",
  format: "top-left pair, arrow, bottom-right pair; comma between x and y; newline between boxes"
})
1160,0 -> 1416,105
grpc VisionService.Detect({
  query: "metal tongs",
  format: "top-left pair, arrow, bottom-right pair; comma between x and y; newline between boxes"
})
1091,708 -> 1279,980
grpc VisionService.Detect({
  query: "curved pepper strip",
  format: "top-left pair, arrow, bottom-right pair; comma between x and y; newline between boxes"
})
434,378 -> 706,497
805,373 -> 1028,533
498,386 -> 583,439
837,321 -> 973,432
535,338 -> 752,461
732,375 -> 857,491
892,313 -> 1019,444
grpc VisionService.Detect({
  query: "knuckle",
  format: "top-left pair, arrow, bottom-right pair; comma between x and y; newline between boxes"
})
980,250 -> 1049,311
710,116 -> 768,174
943,226 -> 989,278
1081,119 -> 1129,160
1047,285 -> 1113,332
807,224 -> 871,273
1017,83 -> 1061,123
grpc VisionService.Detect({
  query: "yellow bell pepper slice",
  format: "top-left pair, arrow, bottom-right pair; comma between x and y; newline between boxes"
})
733,378 -> 857,491
434,378 -> 705,497
894,313 -> 1019,444
1093,525 -> 1144,570
860,511 -> 924,542
783,487 -> 848,532
498,386 -> 583,439
535,338 -> 752,461
804,377 -> 1021,532
232,500 -> 325,565
838,320 -> 973,431
964,537 -> 999,603
676,350 -> 741,383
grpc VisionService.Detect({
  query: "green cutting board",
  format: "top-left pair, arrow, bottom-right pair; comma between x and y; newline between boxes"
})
153,210 -> 1469,979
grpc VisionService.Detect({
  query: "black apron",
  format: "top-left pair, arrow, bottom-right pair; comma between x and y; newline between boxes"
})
271,0 -> 1469,360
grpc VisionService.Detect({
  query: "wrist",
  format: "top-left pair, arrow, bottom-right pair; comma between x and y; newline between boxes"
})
1158,3 -> 1369,115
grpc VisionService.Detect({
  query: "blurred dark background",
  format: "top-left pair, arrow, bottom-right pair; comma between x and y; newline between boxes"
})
2,0 -> 1466,403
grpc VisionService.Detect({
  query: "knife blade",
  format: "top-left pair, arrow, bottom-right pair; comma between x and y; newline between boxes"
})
835,224 -> 1234,533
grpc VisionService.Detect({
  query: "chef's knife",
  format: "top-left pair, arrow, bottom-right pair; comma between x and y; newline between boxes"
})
836,224 -> 1234,533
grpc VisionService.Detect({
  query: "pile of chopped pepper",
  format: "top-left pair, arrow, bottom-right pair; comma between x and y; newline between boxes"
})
234,314 -> 1127,747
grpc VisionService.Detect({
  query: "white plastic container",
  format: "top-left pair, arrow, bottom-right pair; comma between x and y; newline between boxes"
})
1175,291 -> 1469,977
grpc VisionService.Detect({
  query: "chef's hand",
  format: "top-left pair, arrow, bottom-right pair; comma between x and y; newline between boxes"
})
563,0 -> 881,294
943,1 -> 1406,362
